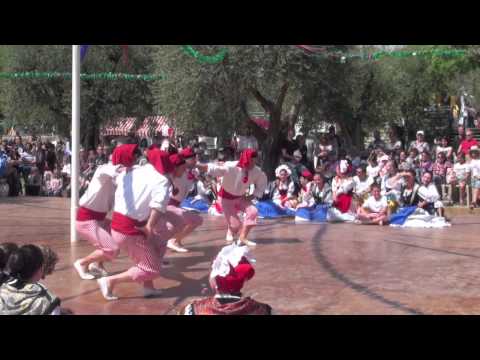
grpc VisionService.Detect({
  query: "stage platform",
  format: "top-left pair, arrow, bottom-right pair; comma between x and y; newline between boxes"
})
1,197 -> 480,315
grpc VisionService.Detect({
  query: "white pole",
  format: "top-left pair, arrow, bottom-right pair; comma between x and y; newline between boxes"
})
71,45 -> 80,243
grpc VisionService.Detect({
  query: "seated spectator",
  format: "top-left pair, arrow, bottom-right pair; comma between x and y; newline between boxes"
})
432,152 -> 452,193
269,165 -> 296,209
46,170 -> 63,197
353,165 -> 374,207
0,245 -> 69,315
470,147 -> 480,209
386,126 -> 403,154
366,152 -> 380,181
310,172 -> 333,206
398,151 -> 412,171
256,165 -> 298,219
179,243 -> 271,315
409,130 -> 430,154
458,129 -> 478,158
399,170 -> 421,207
294,170 -> 314,209
0,243 -> 19,286
449,153 -> 471,206
475,113 -> 480,130
417,171 -> 445,217
406,148 -> 419,170
331,160 -> 355,214
314,134 -> 333,169
298,171 -> 332,210
435,136 -> 453,161
294,171 -> 331,223
356,183 -> 389,226
287,150 -> 309,191
418,151 -> 433,179
26,167 -> 42,196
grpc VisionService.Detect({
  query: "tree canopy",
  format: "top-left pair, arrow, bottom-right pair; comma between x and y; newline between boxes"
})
1,44 -> 480,175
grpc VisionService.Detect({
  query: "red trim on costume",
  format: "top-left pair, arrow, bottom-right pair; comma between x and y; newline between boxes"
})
334,194 -> 353,214
76,207 -> 107,222
218,187 -> 242,200
111,212 -> 147,236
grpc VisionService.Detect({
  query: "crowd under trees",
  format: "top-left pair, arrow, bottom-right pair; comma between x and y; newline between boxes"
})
1,45 -> 480,178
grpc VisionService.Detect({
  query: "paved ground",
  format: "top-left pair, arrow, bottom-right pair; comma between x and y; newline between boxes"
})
1,197 -> 480,315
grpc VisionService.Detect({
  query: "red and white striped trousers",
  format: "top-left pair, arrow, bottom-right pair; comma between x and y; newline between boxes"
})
76,219 -> 119,260
111,229 -> 167,282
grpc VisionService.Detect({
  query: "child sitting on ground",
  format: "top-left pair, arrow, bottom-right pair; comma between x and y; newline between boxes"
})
356,183 -> 389,226
46,170 -> 63,197
0,243 -> 19,286
0,244 -> 72,315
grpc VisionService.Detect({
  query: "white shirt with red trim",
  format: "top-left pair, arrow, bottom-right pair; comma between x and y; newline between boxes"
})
114,164 -> 171,221
79,163 -> 120,213
207,161 -> 267,198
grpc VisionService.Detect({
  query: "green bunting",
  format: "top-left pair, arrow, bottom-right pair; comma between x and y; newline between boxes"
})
181,46 -> 227,64
305,48 -> 467,62
0,72 -> 166,81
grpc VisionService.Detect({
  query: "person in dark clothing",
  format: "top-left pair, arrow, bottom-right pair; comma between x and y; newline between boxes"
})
35,143 -> 46,176
280,128 -> 299,163
295,134 -> 310,167
45,144 -> 57,172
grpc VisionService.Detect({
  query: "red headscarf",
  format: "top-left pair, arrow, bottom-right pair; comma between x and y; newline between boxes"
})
301,169 -> 313,181
112,144 -> 138,168
147,148 -> 174,175
215,257 -> 255,294
180,147 -> 195,159
237,149 -> 257,184
169,153 -> 185,167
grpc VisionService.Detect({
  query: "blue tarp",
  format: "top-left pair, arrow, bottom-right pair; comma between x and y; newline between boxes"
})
181,197 -> 210,213
389,206 -> 418,226
256,200 -> 296,219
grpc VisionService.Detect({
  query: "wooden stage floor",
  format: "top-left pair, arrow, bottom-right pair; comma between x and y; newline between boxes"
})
1,197 -> 480,315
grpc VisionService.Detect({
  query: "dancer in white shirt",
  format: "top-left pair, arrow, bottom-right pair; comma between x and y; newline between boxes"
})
74,144 -> 137,280
166,153 -> 203,253
97,149 -> 173,300
197,149 -> 267,247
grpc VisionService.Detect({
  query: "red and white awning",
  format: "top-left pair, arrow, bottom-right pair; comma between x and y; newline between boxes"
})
136,116 -> 174,138
101,117 -> 137,137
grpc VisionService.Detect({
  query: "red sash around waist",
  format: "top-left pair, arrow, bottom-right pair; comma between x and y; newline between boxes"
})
76,207 -> 107,222
168,198 -> 181,207
218,187 -> 242,200
111,212 -> 147,236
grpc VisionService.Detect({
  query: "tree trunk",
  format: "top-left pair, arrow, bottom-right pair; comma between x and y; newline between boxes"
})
247,83 -> 290,181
